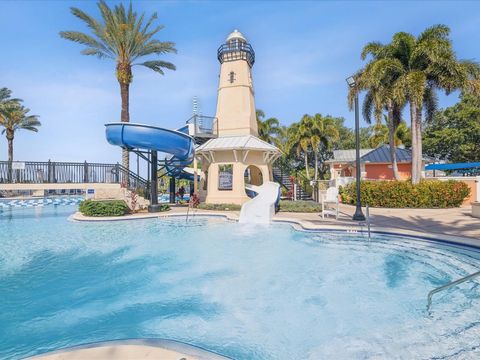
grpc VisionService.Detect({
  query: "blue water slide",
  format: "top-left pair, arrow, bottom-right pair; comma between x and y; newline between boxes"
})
105,123 -> 194,165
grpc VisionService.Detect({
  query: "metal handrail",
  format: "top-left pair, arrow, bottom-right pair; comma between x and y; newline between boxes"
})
427,270 -> 480,312
366,204 -> 371,241
0,160 -> 149,196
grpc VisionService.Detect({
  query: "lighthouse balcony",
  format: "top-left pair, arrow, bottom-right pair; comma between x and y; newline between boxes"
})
217,42 -> 255,67
177,115 -> 218,145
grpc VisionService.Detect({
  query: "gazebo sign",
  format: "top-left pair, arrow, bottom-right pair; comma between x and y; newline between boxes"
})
218,165 -> 233,190
11,162 -> 25,170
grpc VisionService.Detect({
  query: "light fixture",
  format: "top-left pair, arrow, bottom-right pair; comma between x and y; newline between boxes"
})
346,76 -> 356,88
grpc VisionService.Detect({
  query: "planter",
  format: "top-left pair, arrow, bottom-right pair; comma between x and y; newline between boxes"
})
473,202 -> 480,219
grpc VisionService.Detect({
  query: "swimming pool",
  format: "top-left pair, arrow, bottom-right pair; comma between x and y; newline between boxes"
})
1,206 -> 480,359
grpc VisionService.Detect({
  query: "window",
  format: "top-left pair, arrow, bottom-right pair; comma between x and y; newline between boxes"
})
218,164 -> 233,190
229,71 -> 236,84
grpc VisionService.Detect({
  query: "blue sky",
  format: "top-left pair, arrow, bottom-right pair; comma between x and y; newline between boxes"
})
1,0 -> 479,165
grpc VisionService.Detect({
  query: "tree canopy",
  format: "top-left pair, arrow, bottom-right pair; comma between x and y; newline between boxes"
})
423,94 -> 480,163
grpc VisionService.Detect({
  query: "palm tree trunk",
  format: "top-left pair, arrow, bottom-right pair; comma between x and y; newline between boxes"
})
304,153 -> 310,179
414,106 -> 423,184
7,137 -> 13,162
120,81 -> 130,170
6,131 -> 13,182
314,151 -> 319,201
387,104 -> 399,180
410,103 -> 422,185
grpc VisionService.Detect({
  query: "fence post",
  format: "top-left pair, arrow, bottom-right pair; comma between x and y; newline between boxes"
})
52,162 -> 56,183
47,160 -> 51,183
115,163 -> 120,183
84,161 -> 89,183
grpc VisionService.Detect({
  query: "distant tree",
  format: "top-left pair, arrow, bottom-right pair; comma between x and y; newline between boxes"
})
256,109 -> 282,145
0,89 -> 41,162
423,95 -> 480,163
60,1 -> 176,170
367,117 -> 411,149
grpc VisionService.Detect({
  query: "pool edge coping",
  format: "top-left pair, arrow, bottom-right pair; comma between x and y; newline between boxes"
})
26,338 -> 232,360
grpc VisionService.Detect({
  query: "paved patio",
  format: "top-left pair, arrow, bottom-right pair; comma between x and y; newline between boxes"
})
274,204 -> 480,240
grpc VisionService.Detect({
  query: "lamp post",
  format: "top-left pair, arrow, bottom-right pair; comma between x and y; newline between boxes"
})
346,76 -> 366,221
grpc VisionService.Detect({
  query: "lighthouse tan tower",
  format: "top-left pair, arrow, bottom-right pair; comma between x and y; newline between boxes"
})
214,29 -> 258,136
196,30 -> 281,205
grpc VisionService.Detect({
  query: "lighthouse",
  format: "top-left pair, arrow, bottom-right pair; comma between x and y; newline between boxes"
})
196,30 -> 281,205
214,30 -> 258,137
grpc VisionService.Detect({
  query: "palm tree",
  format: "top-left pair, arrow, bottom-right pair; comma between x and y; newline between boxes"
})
0,98 -> 41,162
358,25 -> 480,184
310,114 -> 339,182
350,49 -> 406,180
285,120 -> 311,179
256,110 -> 282,145
60,1 -> 176,170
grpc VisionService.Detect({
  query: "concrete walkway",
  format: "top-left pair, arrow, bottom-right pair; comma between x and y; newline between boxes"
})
274,204 -> 480,240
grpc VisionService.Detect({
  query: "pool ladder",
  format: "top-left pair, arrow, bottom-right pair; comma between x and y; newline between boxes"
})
365,204 -> 371,241
427,270 -> 480,313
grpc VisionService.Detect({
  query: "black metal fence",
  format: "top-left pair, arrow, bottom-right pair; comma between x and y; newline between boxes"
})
0,161 -> 149,196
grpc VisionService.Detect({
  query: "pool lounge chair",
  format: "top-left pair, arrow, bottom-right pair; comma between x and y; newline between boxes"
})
321,186 -> 339,219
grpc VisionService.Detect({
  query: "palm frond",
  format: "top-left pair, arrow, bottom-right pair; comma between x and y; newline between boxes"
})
418,24 -> 450,43
423,86 -> 438,123
138,60 -> 176,74
361,42 -> 385,60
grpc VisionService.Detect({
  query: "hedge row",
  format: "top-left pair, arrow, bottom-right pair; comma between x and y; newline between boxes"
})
79,200 -> 130,217
339,180 -> 470,208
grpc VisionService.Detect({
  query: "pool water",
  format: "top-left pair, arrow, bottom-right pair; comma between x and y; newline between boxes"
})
1,206 -> 480,359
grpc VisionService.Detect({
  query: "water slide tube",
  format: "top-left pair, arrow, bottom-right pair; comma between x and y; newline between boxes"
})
105,122 -> 195,211
105,123 -> 194,164
239,182 -> 281,224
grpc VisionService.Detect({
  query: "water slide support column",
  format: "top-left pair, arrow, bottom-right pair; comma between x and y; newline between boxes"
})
169,177 -> 176,204
193,157 -> 198,193
148,150 -> 161,212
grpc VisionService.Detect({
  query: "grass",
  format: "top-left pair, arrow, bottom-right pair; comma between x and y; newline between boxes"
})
278,200 -> 321,213
197,203 -> 242,211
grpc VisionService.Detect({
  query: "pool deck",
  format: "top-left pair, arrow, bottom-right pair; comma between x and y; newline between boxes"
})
72,203 -> 479,243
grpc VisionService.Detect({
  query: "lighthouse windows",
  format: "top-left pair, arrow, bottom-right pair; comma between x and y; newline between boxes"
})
228,71 -> 236,84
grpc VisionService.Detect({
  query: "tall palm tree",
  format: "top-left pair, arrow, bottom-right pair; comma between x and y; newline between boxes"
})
358,25 -> 480,184
60,1 -> 176,170
256,109 -> 282,145
350,50 -> 406,180
0,99 -> 41,162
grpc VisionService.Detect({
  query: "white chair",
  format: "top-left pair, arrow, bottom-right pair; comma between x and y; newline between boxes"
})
322,186 -> 339,219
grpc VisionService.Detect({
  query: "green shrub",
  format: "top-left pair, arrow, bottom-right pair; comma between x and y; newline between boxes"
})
79,199 -> 130,217
157,204 -> 171,212
197,203 -> 241,211
279,200 -> 321,212
339,180 -> 470,208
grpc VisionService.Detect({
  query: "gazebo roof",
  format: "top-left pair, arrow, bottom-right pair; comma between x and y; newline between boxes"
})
196,135 -> 281,153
